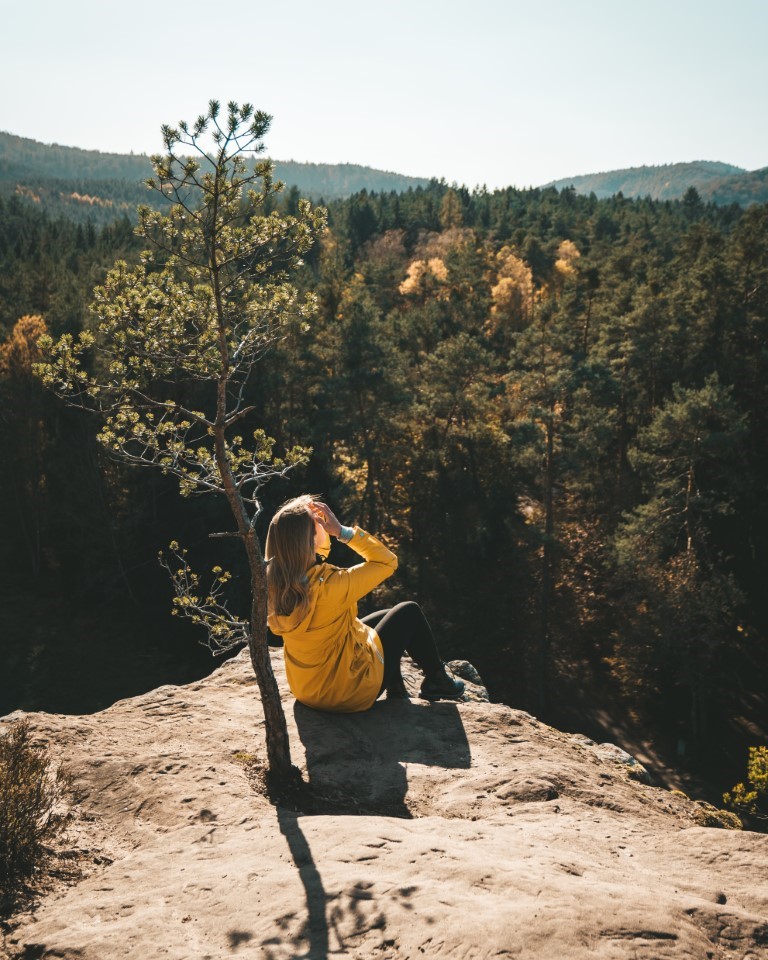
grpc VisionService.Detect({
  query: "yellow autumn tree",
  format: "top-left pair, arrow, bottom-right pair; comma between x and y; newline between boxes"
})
0,315 -> 48,379
398,226 -> 477,301
554,239 -> 580,279
0,315 -> 50,577
487,246 -> 535,334
398,256 -> 450,298
414,226 -> 475,260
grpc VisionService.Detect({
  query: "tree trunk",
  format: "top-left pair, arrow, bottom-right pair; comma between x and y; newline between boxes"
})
356,393 -> 378,533
209,172 -> 294,787
248,547 -> 294,784
582,291 -> 593,356
539,416 -> 554,714
685,462 -> 695,553
212,417 -> 294,785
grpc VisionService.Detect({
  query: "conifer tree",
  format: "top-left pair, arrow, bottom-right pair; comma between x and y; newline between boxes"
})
34,101 -> 327,783
614,375 -> 747,741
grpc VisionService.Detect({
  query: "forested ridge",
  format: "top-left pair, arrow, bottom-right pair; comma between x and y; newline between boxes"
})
1,178 -> 767,800
544,160 -> 768,206
0,131 -> 431,225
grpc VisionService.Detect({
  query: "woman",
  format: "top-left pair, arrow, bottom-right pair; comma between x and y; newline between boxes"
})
266,495 -> 464,713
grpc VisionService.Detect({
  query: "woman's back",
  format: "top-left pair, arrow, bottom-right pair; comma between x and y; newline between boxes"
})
267,504 -> 397,712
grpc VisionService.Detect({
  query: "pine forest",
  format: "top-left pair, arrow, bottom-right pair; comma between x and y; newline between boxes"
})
2,157 -> 767,805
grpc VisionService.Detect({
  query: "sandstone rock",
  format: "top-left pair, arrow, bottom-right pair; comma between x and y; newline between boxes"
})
1,646 -> 767,960
593,741 -> 653,784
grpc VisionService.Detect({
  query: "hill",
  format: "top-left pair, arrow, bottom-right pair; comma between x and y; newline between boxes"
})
2,648 -> 766,959
0,131 -> 432,224
701,165 -> 768,206
542,160 -> 768,205
0,133 -> 152,182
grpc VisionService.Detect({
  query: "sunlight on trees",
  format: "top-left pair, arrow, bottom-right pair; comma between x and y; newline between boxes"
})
488,247 -> 535,333
724,747 -> 768,822
554,239 -> 580,277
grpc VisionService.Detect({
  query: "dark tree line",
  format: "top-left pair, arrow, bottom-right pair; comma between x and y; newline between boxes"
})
2,179 -> 767,790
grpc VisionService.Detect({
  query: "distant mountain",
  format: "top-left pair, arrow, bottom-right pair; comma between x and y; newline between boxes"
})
0,132 -> 152,183
0,131 -> 431,223
266,158 -> 431,199
699,166 -> 768,207
541,161 -> 768,206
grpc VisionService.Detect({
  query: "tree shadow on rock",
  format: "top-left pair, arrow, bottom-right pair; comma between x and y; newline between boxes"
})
266,810 -> 409,960
269,809 -> 331,959
261,697 -> 464,959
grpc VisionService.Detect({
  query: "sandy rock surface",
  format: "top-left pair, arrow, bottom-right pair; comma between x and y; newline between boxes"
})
1,648 -> 767,960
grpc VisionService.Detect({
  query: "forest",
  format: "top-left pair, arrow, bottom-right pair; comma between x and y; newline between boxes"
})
1,168 -> 767,804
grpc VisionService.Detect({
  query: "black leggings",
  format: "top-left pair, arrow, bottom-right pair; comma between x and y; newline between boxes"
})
361,601 -> 444,698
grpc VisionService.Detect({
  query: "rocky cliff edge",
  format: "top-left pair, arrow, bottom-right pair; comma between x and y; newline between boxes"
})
2,648 -> 767,959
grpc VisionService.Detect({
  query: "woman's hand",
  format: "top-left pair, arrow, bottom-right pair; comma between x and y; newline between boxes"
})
308,501 -> 342,539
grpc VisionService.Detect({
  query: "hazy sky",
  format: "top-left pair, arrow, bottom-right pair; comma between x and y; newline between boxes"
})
3,0 -> 766,191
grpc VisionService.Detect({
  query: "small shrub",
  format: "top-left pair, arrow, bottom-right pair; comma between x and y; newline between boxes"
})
0,717 -> 70,893
693,801 -> 743,830
724,746 -> 768,828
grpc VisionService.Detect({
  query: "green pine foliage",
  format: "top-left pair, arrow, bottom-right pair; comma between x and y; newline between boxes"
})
31,101 -> 330,781
724,747 -> 768,822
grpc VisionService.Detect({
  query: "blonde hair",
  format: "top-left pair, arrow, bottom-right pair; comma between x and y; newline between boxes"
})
265,494 -> 319,619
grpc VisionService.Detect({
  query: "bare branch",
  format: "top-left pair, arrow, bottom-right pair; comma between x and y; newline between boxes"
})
224,405 -> 256,427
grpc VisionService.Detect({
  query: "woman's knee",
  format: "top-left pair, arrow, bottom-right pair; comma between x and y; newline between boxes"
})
374,601 -> 428,648
390,600 -> 431,634
388,600 -> 428,629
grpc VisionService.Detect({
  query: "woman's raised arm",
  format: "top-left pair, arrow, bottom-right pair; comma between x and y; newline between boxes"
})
324,527 -> 398,607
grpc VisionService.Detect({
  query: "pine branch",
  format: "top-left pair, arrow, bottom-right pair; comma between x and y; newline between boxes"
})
158,543 -> 250,655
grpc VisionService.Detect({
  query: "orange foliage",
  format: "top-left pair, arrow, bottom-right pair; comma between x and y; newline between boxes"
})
554,239 -> 580,278
412,226 -> 475,260
439,189 -> 464,229
361,228 -> 407,264
14,185 -> 41,203
486,247 -> 535,334
398,257 -> 449,297
398,227 -> 478,299
65,192 -> 115,207
0,315 -> 48,380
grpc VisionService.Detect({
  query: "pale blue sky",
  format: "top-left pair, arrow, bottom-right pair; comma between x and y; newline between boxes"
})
3,0 -> 766,190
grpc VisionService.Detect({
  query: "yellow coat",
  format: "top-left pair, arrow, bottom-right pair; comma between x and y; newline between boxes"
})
267,527 -> 398,712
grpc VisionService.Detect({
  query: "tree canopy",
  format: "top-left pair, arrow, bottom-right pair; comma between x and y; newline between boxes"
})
2,142 -> 766,796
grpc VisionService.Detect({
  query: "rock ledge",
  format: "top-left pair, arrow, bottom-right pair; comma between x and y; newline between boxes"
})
2,647 -> 767,960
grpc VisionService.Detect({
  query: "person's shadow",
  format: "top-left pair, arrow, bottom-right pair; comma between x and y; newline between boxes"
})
294,694 -> 471,816
265,693 -> 471,959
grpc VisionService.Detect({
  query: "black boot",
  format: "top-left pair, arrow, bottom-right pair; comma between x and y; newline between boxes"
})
419,662 -> 465,701
385,673 -> 410,700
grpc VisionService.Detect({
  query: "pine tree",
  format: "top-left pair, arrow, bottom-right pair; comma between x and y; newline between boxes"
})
614,375 -> 747,742
34,101 -> 327,784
